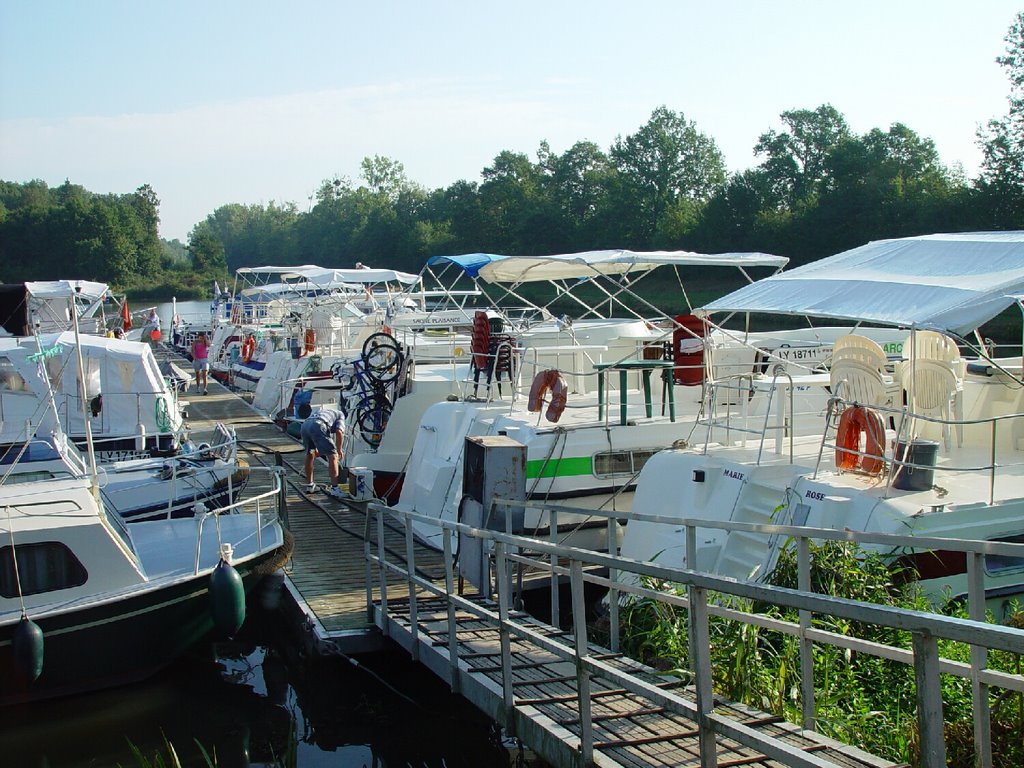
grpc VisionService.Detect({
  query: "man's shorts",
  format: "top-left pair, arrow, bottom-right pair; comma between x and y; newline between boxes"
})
193,358 -> 210,372
300,418 -> 336,456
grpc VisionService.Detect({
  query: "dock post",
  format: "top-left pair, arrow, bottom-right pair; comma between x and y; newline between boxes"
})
443,528 -> 461,694
913,630 -> 946,767
570,559 -> 593,766
967,552 -> 992,768
405,521 -> 420,661
798,536 -> 815,731
496,541 -> 516,733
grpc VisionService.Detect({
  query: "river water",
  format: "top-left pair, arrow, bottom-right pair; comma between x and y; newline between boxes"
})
2,604 -> 518,767
2,300 -> 523,767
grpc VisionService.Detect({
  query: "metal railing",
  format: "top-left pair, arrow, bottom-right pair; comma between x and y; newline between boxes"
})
366,497 -> 1024,768
191,463 -> 283,574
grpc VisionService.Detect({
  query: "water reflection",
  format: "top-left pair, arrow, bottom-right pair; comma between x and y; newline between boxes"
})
0,613 -> 518,767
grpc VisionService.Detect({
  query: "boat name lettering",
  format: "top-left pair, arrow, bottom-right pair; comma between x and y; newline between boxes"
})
723,468 -> 744,481
769,345 -> 831,362
882,342 -> 904,355
804,490 -> 826,501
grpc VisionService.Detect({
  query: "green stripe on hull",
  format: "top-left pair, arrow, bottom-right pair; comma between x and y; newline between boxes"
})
526,456 -> 592,479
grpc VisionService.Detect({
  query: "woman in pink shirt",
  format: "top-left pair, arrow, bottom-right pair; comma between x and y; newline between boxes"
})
191,333 -> 210,394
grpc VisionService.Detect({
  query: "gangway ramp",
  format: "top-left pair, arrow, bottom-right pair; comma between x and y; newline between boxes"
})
367,503 -> 917,768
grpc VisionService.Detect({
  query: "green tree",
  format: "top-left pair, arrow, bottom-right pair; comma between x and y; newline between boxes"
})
755,104 -> 852,210
187,223 -> 228,280
976,11 -> 1024,227
608,106 -> 726,245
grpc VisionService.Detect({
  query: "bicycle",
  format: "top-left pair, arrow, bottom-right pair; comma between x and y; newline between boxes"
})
332,332 -> 405,448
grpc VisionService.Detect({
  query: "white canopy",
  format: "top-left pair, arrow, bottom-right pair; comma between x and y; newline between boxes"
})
300,267 -> 420,286
24,280 -> 110,301
0,332 -> 180,444
700,231 -> 1024,336
235,265 -> 419,286
472,249 -> 788,284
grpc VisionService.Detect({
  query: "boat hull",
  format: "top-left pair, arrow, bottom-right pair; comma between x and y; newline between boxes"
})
0,549 -> 283,706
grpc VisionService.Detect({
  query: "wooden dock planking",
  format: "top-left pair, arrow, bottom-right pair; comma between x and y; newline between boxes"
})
380,594 -> 902,768
162,355 -> 448,641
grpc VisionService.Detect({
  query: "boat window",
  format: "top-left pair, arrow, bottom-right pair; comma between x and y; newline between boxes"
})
5,470 -> 65,484
78,357 -> 101,399
0,356 -> 29,393
593,449 -> 658,478
45,354 -> 65,391
985,534 -> 1024,574
0,542 -> 88,597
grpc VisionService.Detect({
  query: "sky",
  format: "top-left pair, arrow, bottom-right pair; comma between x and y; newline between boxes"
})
1,1 -> 1021,243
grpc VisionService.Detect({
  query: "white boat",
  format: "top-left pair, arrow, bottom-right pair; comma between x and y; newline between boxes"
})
0,306 -> 290,705
205,265 -> 420,395
619,231 -> 1024,615
0,470 -> 288,705
0,280 -> 117,337
372,249 -> 838,549
0,332 -> 187,459
2,424 -> 248,523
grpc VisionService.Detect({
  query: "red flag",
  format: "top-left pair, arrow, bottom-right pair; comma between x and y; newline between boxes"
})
121,300 -> 132,331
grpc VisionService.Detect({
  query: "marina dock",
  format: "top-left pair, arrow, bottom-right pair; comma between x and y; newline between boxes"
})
174,359 -> 916,768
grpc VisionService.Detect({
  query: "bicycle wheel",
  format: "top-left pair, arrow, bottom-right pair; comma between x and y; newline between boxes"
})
361,333 -> 403,384
355,393 -> 392,448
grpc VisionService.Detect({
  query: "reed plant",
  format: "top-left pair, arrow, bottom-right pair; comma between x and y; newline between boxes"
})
121,724 -> 298,768
616,541 -> 1024,767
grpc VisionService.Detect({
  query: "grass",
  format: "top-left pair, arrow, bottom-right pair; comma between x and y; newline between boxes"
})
121,724 -> 298,768
614,541 -> 1024,767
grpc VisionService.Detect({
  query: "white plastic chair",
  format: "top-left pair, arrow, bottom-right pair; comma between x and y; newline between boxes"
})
899,331 -> 964,448
830,358 -> 887,406
829,335 -> 889,406
832,334 -> 889,371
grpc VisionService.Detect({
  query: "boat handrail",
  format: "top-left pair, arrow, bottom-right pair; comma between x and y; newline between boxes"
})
192,464 -> 283,574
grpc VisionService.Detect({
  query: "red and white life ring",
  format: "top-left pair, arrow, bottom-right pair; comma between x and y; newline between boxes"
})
835,405 -> 885,476
241,335 -> 256,363
528,369 -> 568,423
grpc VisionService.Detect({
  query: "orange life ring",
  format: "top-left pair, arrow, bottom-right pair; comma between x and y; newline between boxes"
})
528,369 -> 568,423
241,335 -> 256,363
304,328 -> 316,354
835,406 -> 886,476
471,311 -> 490,370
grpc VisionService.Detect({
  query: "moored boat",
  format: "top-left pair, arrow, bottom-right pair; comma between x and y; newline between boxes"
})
0,461 -> 288,705
619,231 -> 1024,614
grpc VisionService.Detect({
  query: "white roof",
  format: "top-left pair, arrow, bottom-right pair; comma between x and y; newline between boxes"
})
474,249 -> 787,284
24,280 -> 110,300
235,265 -> 419,286
700,231 -> 1024,336
301,267 -> 420,286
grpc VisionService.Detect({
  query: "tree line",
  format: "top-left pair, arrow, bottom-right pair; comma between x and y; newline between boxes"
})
2,14 -> 1022,300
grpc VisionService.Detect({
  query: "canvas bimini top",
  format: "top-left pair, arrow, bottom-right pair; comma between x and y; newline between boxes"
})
426,249 -> 788,284
700,231 -> 1024,337
234,265 -> 419,286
